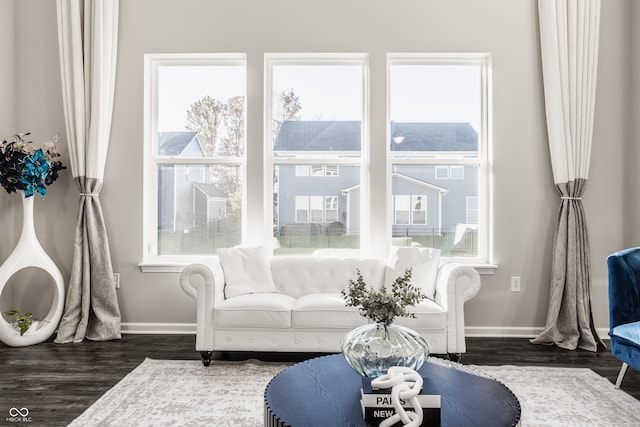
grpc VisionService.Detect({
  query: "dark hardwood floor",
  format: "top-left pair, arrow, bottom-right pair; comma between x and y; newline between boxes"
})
0,335 -> 637,426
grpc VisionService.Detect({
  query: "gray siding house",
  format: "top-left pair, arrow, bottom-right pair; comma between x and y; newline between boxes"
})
158,132 -> 229,231
193,182 -> 229,227
273,121 -> 478,238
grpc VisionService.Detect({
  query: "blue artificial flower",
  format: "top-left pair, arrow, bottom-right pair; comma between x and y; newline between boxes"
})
19,149 -> 52,198
19,180 -> 47,198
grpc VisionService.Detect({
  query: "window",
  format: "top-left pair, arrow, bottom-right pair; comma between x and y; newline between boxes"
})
267,54 -> 366,255
325,196 -> 338,222
142,52 -> 490,269
393,195 -> 427,225
412,195 -> 427,225
394,195 -> 410,225
295,196 -> 309,222
435,166 -> 449,180
450,166 -> 465,180
296,165 -> 310,176
325,165 -> 339,176
388,54 -> 489,260
143,54 -> 246,259
310,196 -> 324,222
295,164 -> 339,177
435,165 -> 465,180
293,195 -> 340,223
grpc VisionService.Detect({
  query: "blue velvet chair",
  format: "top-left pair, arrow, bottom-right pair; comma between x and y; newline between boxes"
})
607,247 -> 640,389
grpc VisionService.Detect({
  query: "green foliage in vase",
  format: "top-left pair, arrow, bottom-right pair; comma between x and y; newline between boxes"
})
341,268 -> 427,327
4,310 -> 33,336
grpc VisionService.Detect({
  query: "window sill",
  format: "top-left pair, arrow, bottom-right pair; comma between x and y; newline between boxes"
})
469,264 -> 498,275
139,257 -> 215,273
139,258 -> 497,274
139,263 -> 188,273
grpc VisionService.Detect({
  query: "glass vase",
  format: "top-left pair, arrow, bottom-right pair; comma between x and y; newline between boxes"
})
341,322 -> 429,378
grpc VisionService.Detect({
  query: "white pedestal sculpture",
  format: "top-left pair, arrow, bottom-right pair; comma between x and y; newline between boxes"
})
0,194 -> 65,347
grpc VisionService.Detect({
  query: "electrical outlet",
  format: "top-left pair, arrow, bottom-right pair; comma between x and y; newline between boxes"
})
114,273 -> 120,289
511,276 -> 521,292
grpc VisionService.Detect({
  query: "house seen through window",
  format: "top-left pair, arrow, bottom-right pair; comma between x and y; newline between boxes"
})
387,57 -> 486,257
268,56 -> 365,255
144,54 -> 246,257
144,53 -> 490,263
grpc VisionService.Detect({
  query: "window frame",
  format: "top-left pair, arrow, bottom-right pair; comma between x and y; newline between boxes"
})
295,195 -> 310,222
386,53 -> 492,265
311,165 -> 325,176
141,53 -> 248,268
393,195 -> 411,225
264,53 -> 369,254
412,195 -> 427,225
325,195 -> 339,222
450,165 -> 465,180
325,165 -> 339,177
140,52 -> 492,272
295,165 -> 310,176
309,196 -> 324,223
435,166 -> 449,180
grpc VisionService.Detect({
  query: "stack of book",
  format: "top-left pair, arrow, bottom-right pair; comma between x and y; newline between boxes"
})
360,376 -> 441,427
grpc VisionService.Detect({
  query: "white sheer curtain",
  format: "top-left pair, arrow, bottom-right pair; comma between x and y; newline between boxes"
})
54,0 -> 121,343
531,0 -> 604,351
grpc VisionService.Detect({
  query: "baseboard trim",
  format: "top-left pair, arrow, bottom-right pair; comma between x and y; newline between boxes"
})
465,326 -> 610,340
121,322 -> 196,335
120,323 -> 610,340
465,326 -> 542,338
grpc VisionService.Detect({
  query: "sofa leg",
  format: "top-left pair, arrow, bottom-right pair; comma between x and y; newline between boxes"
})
615,362 -> 629,389
200,351 -> 213,367
448,353 -> 462,363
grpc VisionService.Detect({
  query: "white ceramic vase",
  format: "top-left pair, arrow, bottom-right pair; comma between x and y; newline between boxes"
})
0,193 -> 65,347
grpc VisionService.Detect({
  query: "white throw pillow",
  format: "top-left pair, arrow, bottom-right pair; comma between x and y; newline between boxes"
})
218,246 -> 276,299
385,246 -> 441,300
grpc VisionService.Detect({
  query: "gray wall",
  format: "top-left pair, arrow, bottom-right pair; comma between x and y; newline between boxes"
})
0,0 -> 15,314
1,0 -> 635,336
0,0 -> 15,136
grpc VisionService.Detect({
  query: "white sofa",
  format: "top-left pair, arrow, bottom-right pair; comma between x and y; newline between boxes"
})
180,247 -> 481,366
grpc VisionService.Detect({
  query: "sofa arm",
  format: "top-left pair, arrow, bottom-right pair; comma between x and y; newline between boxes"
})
434,263 -> 481,355
180,259 -> 225,352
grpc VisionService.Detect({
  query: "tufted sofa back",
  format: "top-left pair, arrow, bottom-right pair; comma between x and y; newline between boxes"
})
270,256 -> 386,298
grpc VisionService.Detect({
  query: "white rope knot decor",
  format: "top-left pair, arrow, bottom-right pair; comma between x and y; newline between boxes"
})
371,366 -> 424,427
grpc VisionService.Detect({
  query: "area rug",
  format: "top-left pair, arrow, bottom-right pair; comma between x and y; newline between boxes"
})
69,358 -> 291,427
69,358 -> 640,427
469,364 -> 640,427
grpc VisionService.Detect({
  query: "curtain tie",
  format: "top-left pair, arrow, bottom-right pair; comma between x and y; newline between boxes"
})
80,193 -> 99,197
560,196 -> 582,200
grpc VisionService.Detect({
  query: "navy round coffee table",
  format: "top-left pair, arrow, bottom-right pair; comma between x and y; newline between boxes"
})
264,354 -> 520,427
